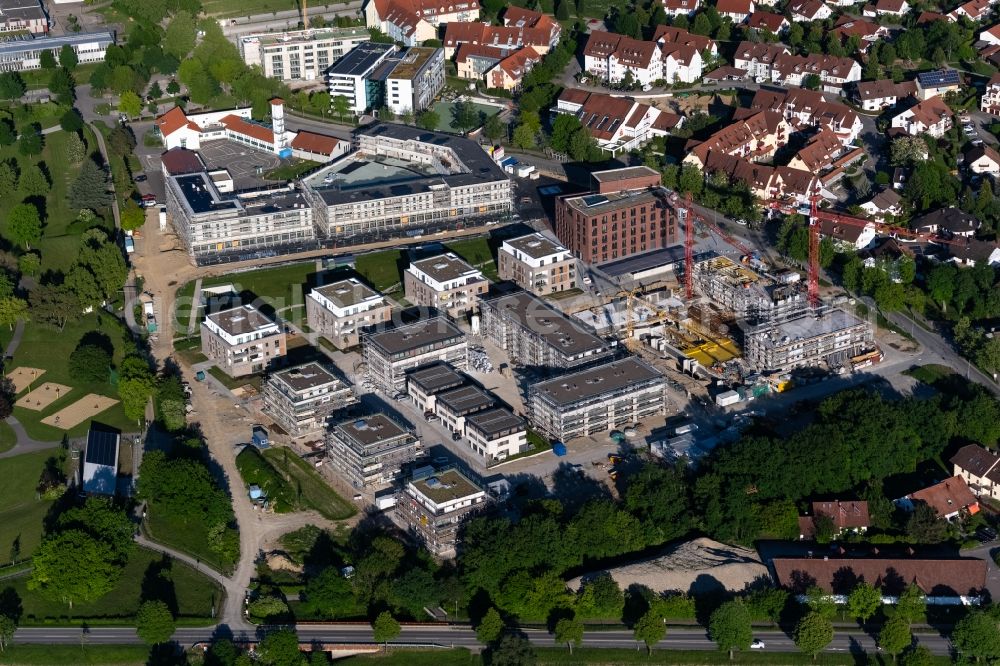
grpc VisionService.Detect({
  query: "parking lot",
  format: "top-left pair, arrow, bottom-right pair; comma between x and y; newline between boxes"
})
197,140 -> 282,189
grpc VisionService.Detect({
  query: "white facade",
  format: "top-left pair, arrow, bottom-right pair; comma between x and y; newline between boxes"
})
238,28 -> 370,81
0,31 -> 112,71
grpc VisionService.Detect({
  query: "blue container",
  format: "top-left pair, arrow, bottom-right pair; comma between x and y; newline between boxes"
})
552,442 -> 567,456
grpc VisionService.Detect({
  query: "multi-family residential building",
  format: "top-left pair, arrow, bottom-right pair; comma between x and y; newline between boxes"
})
406,361 -> 467,413
306,278 -> 392,348
582,29 -> 705,86
732,41 -> 789,80
952,444 -> 1000,503
237,27 -> 370,81
404,253 -> 489,318
456,43 -> 542,90
434,385 -> 496,434
326,43 -> 444,115
0,31 -> 112,71
326,42 -> 397,115
698,152 -> 817,204
262,363 -> 356,438
529,357 -> 669,442
443,16 -> 558,58
364,0 -> 480,46
327,413 -> 421,487
747,87 -> 862,144
497,233 -> 576,295
788,129 -> 849,173
684,110 -> 791,168
853,79 -> 917,111
770,53 -> 861,91
744,307 -> 875,372
363,317 -> 468,393
479,291 -> 613,370
788,0 -> 833,21
554,166 -> 678,264
201,305 -> 287,377
0,0 -> 48,34
916,69 -> 961,100
382,47 -> 446,115
464,408 -> 527,461
553,89 -> 682,154
890,96 -> 953,137
652,24 -> 718,56
982,73 -> 1000,115
302,123 -> 512,242
396,467 -> 487,557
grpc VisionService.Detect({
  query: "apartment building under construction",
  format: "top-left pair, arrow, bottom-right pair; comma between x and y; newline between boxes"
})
694,256 -> 806,325
744,306 -> 875,373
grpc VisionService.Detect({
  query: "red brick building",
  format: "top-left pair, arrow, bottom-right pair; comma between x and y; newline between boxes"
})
554,166 -> 677,264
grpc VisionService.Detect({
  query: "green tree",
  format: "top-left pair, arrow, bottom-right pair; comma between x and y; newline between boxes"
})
59,44 -> 78,70
332,95 -> 350,121
258,629 -> 302,666
69,344 -> 112,382
708,600 -> 753,660
0,159 -> 14,197
135,600 -> 175,645
39,49 -> 57,69
69,158 -> 110,211
65,132 -> 86,163
148,81 -> 162,99
18,162 -> 48,197
372,611 -> 400,647
48,68 -> 75,104
0,72 -> 25,101
118,91 -> 142,119
692,13 -> 711,36
310,91 -> 331,117
121,200 -> 146,232
633,608 -> 666,654
900,645 -> 935,666
60,108 -> 83,133
847,582 -> 881,624
301,567 -> 359,619
18,252 -> 40,277
489,633 -> 535,666
554,616 -> 584,654
476,607 -> 505,645
119,375 -> 156,424
0,120 -> 14,146
7,202 -> 41,250
905,502 -> 949,543
794,612 -> 833,660
879,616 -> 911,662
249,596 -> 289,620
416,108 -> 439,130
951,610 -> 1000,662
27,530 -> 120,608
0,614 -> 13,652
166,79 -> 180,95
164,11 -> 197,59
512,123 -> 537,149
17,129 -> 42,157
29,283 -> 79,330
483,113 -> 506,143
0,297 -> 28,332
452,100 -> 479,134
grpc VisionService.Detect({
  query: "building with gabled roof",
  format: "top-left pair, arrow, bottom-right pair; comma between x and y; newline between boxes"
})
788,0 -> 833,21
799,500 -> 870,538
788,129 -> 847,173
897,475 -> 979,520
732,41 -> 790,80
365,0 -> 480,45
859,188 -> 903,221
554,89 -> 677,154
864,0 -> 910,16
443,20 -> 557,58
716,0 -> 754,22
916,69 -> 961,100
980,23 -> 1000,45
770,52 -> 862,90
853,79 -> 917,111
683,110 -> 791,169
657,0 -> 701,16
747,11 -> 790,33
966,143 -> 1000,177
831,16 -> 889,51
952,444 -> 1000,502
890,96 -> 953,137
981,72 -> 1000,115
948,0 -> 996,22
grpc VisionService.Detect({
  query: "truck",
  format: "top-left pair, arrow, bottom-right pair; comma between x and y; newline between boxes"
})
158,206 -> 167,231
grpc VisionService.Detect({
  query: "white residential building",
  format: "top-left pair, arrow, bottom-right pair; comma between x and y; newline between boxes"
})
238,27 -> 370,81
404,253 -> 489,318
306,278 -> 392,349
890,97 -> 953,137
326,42 -> 398,115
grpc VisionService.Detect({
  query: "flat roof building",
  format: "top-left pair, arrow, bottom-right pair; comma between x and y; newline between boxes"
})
262,362 -> 356,438
363,317 -> 468,393
479,291 -> 613,370
744,306 -> 875,373
396,467 -> 487,557
498,233 -> 577,296
464,406 -> 526,462
328,414 -> 421,488
326,41 -> 398,115
201,305 -> 287,377
380,46 -> 445,115
406,361 -> 467,413
0,0 -> 48,35
239,27 -> 370,81
306,278 -> 392,349
81,425 -> 120,496
0,31 -> 113,71
404,253 -> 489,318
529,357 -> 668,441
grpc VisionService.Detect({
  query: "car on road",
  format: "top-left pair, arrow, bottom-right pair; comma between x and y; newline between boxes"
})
135,174 -> 147,182
583,276 -> 592,285
750,639 -> 766,649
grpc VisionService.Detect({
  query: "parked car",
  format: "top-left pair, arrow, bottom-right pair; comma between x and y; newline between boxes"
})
750,639 -> 766,650
135,174 -> 147,182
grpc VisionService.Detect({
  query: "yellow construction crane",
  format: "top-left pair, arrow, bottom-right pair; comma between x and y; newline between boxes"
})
301,0 -> 308,29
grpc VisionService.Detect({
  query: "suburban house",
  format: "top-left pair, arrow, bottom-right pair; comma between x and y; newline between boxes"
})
853,79 -> 917,111
830,17 -> 889,51
733,42 -> 790,80
861,237 -> 914,278
981,73 -> 1000,115
864,0 -> 910,16
897,476 -> 980,520
912,208 -> 981,237
948,0 -> 996,22
553,89 -> 682,154
658,0 -> 701,17
952,444 -> 1000,502
799,500 -> 870,539
818,217 -> 877,250
966,144 -> 1000,176
915,69 -> 961,100
716,0 -> 755,22
980,23 -> 1000,44
747,11 -> 790,34
443,19 -> 557,59
772,556 -> 987,604
81,425 -> 120,496
364,0 -> 480,46
860,189 -> 904,221
788,0 -> 833,21
947,238 -> 1000,267
890,96 -> 953,137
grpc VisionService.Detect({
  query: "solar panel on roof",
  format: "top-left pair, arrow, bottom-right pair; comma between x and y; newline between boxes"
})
85,428 -> 119,467
582,194 -> 609,207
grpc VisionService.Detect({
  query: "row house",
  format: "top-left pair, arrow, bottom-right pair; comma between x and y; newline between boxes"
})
948,0 -> 997,22
789,0 -> 833,22
554,89 -> 682,154
770,53 -> 862,92
747,11 -> 791,34
982,72 -> 1000,115
652,25 -> 719,57
365,0 -> 481,46
697,151 -> 818,207
890,96 -> 953,137
657,0 -> 700,17
747,87 -> 863,145
583,29 -> 706,86
502,5 -> 561,43
443,20 -> 556,59
733,41 -> 790,81
980,23 -> 1000,44
788,129 -> 848,172
862,0 -> 910,16
853,79 -> 917,111
683,110 -> 791,169
455,43 -> 541,90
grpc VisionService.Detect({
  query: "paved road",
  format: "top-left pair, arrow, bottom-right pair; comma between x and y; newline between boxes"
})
220,1 -> 362,37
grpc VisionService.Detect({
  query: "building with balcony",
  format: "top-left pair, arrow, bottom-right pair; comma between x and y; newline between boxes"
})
464,407 -> 527,461
528,357 -> 668,442
380,46 -> 445,115
327,413 -> 421,487
479,291 -> 613,370
744,306 -> 875,372
497,233 -> 576,295
395,467 -> 487,557
434,384 -> 495,434
262,362 -> 356,438
363,318 -> 468,393
306,278 -> 392,349
406,361 -> 468,413
404,253 -> 489,318
238,27 -> 370,81
200,305 -> 287,377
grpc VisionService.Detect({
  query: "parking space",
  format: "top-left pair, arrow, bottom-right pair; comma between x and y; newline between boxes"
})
197,141 -> 281,189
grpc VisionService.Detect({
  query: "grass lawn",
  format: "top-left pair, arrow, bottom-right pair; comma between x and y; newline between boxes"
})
143,508 -> 231,574
7,546 -> 223,624
202,0 -> 298,17
173,336 -> 208,366
427,101 -> 499,133
19,63 -> 100,91
261,447 -> 355,520
0,420 -> 16,454
179,262 -> 316,329
173,281 -> 197,331
0,450 -> 58,566
265,159 -> 320,181
334,649 -> 479,665
531,649 -> 936,664
9,312 -> 134,441
207,365 -> 263,392
0,644 -> 151,665
235,446 -> 296,513
355,250 -> 404,292
903,364 -> 955,385
92,121 -> 137,205
445,236 -> 498,281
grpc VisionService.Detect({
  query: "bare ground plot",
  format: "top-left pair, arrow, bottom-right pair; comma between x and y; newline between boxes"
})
15,383 -> 73,411
6,367 -> 45,394
41,394 -> 119,430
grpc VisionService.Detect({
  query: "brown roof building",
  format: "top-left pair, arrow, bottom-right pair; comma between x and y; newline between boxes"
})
899,475 -> 980,520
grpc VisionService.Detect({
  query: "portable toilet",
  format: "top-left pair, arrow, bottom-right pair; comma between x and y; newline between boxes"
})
249,484 -> 263,501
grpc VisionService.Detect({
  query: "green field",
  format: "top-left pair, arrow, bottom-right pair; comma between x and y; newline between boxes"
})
9,312 -> 134,441
445,237 -> 497,281
143,508 -> 231,574
427,101 -> 500,133
6,546 -> 223,624
0,644 -> 151,665
236,446 -> 355,520
0,450 -> 59,566
355,250 -> 404,292
0,420 -> 16,454
202,0 -> 297,17
265,159 -> 320,181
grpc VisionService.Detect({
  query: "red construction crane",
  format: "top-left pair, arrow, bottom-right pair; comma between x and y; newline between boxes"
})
683,192 -> 695,301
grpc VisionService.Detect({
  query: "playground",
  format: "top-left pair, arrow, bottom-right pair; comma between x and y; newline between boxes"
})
15,383 -> 73,411
41,394 -> 119,430
6,367 -> 45,394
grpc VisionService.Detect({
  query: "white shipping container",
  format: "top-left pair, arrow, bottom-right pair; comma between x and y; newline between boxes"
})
715,390 -> 741,407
